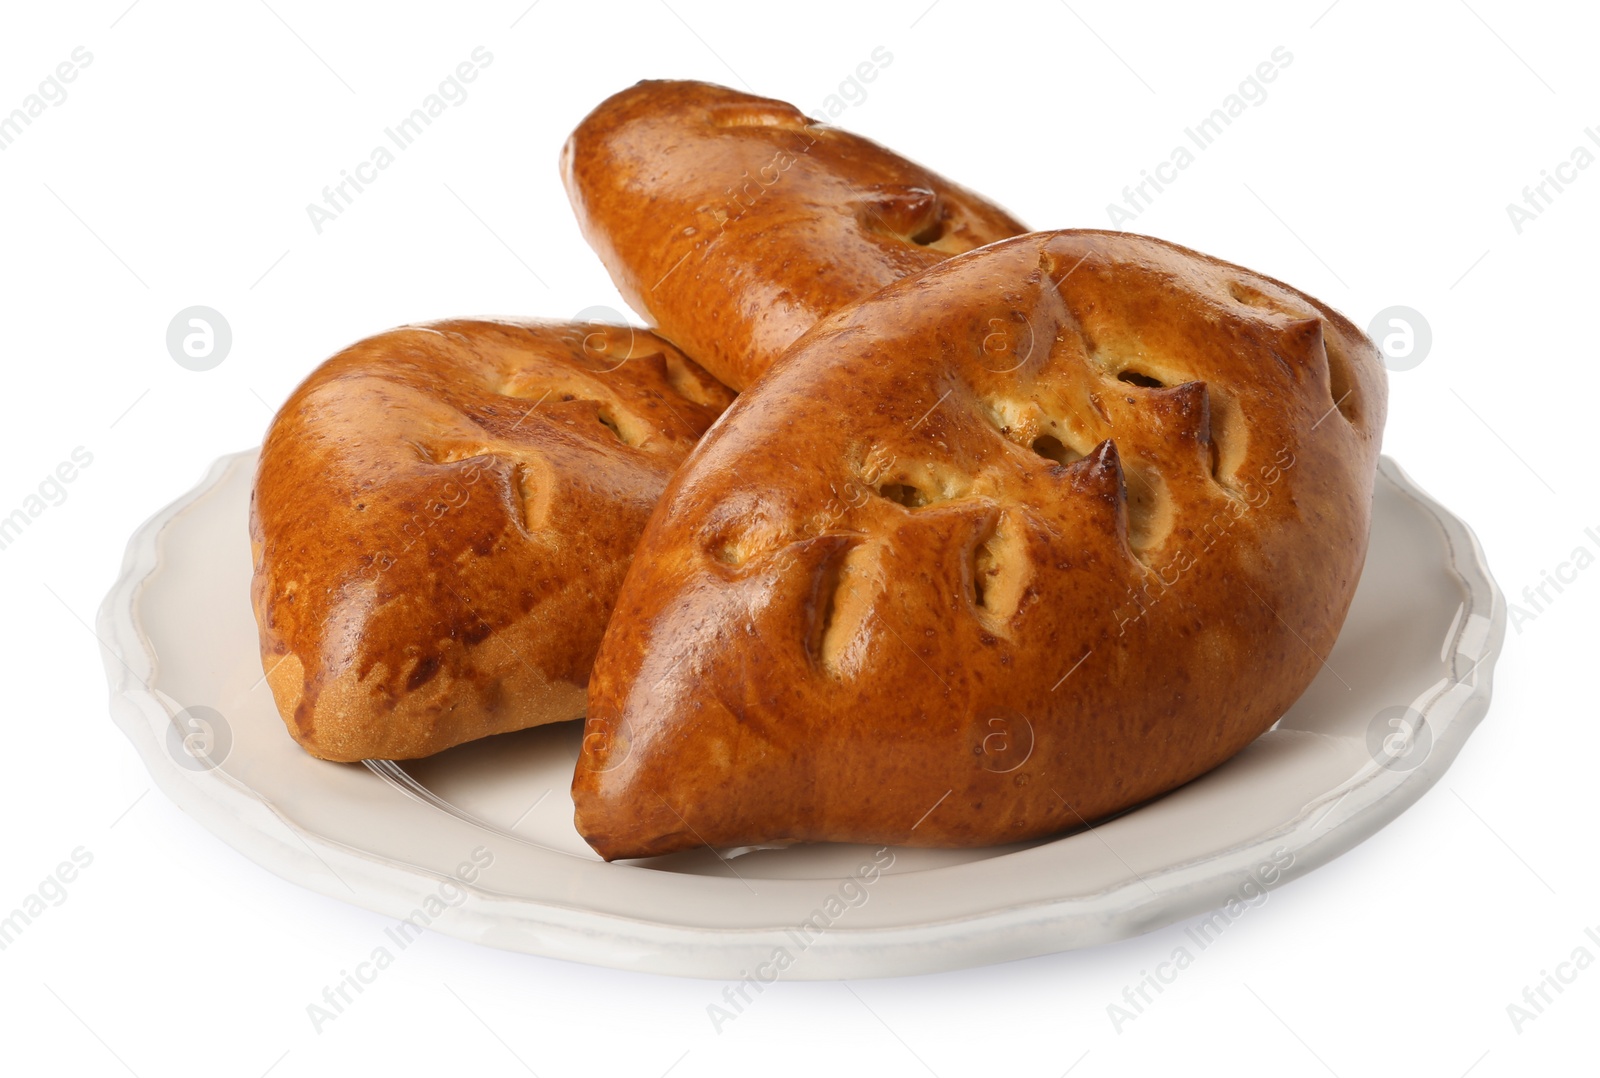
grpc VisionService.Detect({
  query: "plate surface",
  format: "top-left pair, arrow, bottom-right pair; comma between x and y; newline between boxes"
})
101,450 -> 1503,979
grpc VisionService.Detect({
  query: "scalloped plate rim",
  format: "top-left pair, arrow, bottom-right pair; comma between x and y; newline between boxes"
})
98,449 -> 1506,979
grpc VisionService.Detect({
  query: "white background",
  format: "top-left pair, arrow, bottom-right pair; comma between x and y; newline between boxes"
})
1,0 -> 1595,1075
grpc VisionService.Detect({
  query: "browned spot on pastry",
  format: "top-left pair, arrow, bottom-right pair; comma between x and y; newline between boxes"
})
1070,438 -> 1126,506
406,655 -> 441,692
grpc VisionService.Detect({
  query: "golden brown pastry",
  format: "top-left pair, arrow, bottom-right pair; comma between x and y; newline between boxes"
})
561,79 -> 1027,390
573,231 -> 1386,859
251,319 -> 733,762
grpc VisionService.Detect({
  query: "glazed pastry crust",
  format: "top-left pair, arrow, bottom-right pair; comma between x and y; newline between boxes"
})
562,79 -> 1027,391
573,231 -> 1387,859
251,319 -> 733,762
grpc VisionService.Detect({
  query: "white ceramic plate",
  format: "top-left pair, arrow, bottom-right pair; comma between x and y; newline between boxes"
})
101,450 -> 1503,979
